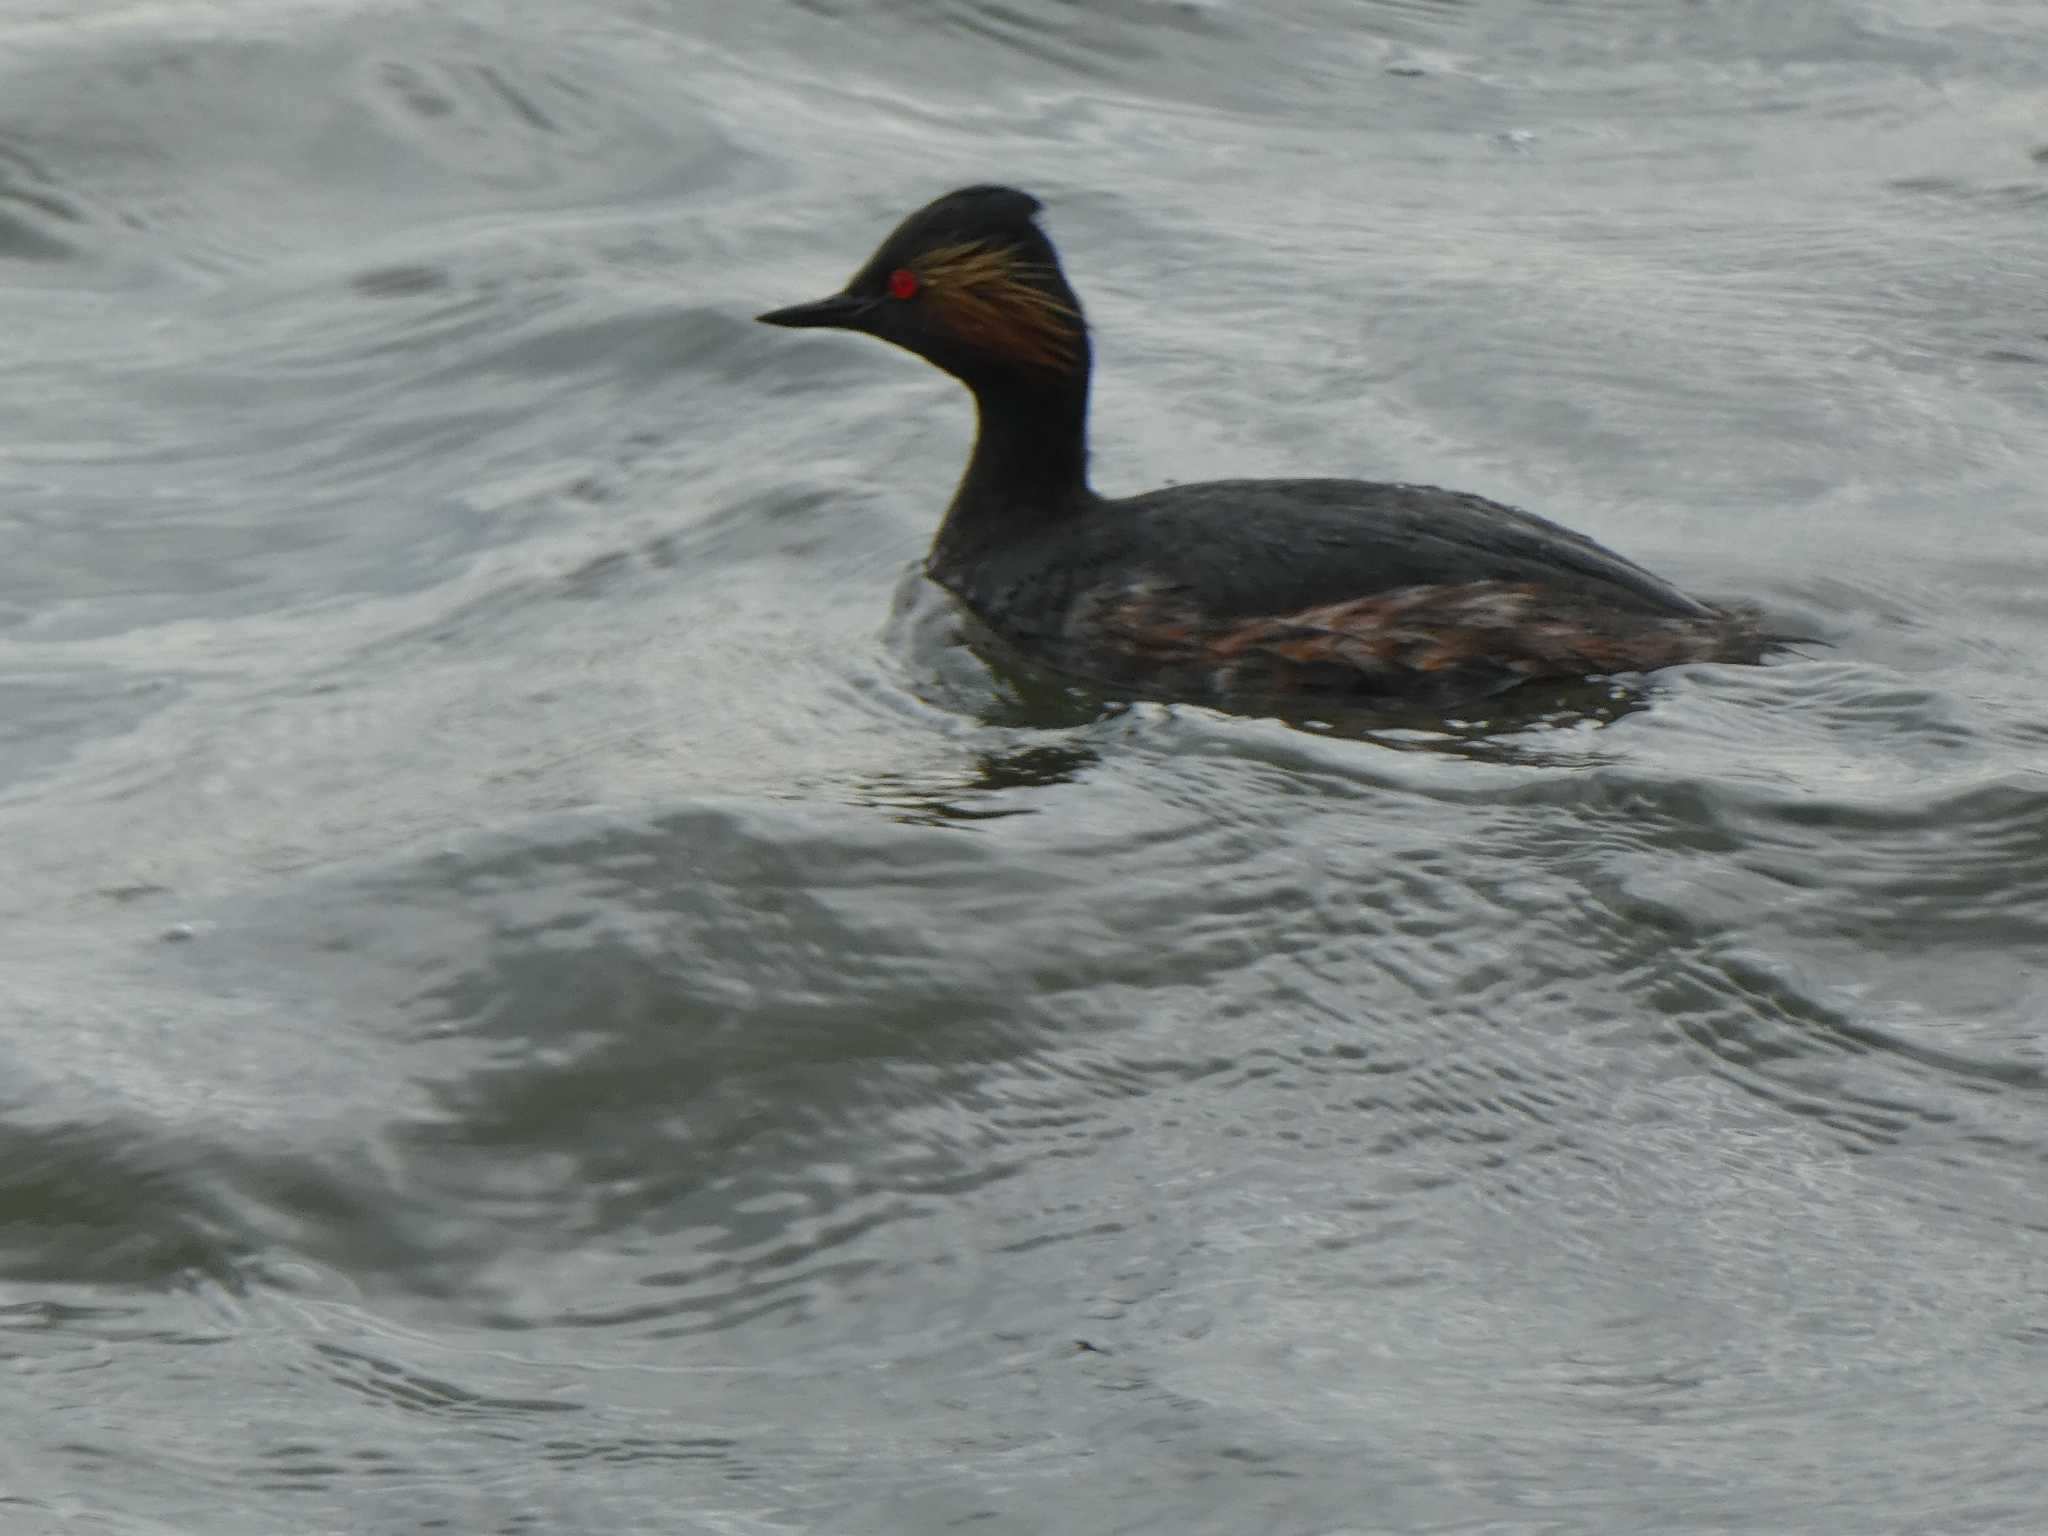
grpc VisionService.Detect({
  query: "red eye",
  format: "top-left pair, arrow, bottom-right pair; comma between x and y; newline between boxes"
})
887,268 -> 919,300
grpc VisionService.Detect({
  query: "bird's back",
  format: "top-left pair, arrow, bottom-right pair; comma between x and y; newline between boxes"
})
934,476 -> 1756,705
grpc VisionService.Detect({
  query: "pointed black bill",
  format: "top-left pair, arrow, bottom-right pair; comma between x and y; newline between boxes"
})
755,292 -> 875,329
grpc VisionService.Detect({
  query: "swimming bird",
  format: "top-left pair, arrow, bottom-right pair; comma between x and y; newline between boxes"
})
758,185 -> 1762,708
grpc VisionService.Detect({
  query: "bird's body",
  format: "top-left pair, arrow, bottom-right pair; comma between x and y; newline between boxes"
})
759,185 -> 1761,709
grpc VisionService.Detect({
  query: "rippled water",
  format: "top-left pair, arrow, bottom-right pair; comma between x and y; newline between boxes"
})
5,1 -> 2047,1531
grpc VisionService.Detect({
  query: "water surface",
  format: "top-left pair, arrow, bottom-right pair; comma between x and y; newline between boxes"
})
4,1 -> 2047,1531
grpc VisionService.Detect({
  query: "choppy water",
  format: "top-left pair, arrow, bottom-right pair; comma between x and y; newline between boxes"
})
4,1 -> 2047,1531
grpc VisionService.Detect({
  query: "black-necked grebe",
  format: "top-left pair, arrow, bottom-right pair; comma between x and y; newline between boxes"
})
758,185 -> 1762,708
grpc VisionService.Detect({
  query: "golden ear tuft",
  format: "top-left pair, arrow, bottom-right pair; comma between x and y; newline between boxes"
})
918,241 -> 1080,372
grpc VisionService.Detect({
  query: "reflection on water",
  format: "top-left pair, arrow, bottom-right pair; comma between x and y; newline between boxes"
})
855,742 -> 1104,825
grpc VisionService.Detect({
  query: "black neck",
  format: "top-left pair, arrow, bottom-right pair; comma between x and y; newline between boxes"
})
928,371 -> 1095,575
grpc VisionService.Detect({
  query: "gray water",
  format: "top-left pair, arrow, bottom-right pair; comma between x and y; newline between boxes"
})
4,1 -> 2047,1531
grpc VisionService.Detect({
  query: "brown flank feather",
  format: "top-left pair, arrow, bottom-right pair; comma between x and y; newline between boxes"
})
1205,583 -> 1725,677
1072,576 -> 1757,699
919,241 -> 1080,371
